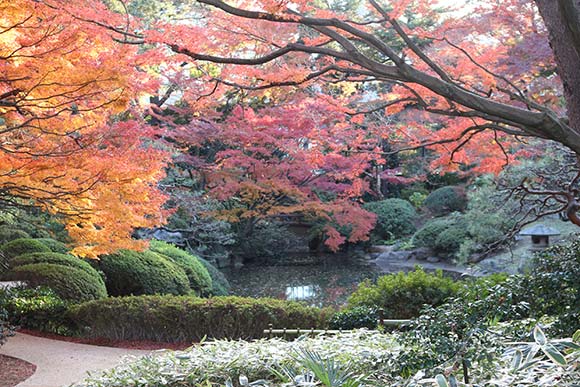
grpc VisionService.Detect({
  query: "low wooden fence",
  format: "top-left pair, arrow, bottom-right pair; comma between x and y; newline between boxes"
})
264,318 -> 411,338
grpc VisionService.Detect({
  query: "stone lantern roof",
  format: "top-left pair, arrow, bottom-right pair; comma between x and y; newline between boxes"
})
519,224 -> 561,236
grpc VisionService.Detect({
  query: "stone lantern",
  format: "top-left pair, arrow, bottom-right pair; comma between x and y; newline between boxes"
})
519,224 -> 561,250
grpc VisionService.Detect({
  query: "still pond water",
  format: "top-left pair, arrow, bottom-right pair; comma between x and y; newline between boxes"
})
223,256 -> 414,308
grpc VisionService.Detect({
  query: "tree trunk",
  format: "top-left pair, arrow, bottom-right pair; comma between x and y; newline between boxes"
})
535,0 -> 580,140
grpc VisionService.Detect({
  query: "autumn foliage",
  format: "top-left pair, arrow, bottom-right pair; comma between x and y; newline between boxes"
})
0,0 -> 168,257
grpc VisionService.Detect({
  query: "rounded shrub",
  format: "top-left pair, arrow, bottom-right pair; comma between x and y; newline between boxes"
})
412,217 -> 456,249
10,252 -> 102,280
0,228 -> 31,244
329,306 -> 378,330
347,267 -> 460,319
149,241 -> 212,296
7,263 -> 107,302
68,295 -> 328,342
0,238 -> 51,261
35,238 -> 69,254
423,186 -> 467,216
99,249 -> 190,296
198,257 -> 230,296
0,238 -> 50,273
363,199 -> 418,240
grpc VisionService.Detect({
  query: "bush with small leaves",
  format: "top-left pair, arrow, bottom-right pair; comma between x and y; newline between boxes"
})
0,238 -> 50,272
348,267 -> 460,319
149,240 -> 212,296
198,257 -> 230,296
35,238 -> 69,253
98,250 -> 190,296
10,252 -> 102,280
0,286 -> 72,335
329,306 -> 378,330
7,263 -> 107,302
68,295 -> 328,342
0,228 -> 30,245
423,186 -> 467,216
363,199 -> 418,241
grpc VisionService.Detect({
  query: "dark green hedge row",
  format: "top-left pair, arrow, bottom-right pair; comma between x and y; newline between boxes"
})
69,295 -> 329,342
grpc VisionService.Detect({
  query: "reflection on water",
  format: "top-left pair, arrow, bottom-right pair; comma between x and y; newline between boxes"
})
223,258 -> 388,307
286,285 -> 317,301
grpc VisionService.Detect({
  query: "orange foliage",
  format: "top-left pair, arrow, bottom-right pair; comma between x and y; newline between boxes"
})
0,0 -> 168,257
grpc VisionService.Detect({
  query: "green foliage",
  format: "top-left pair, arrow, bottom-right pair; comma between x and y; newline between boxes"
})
412,214 -> 470,258
198,257 -> 230,296
398,276 -> 531,377
149,240 -> 212,296
408,191 -> 427,208
363,199 -> 418,240
0,286 -> 72,335
35,238 -> 69,253
0,290 -> 14,346
0,228 -> 30,244
73,330 -> 397,387
68,295 -> 328,342
522,240 -> 580,336
10,252 -> 102,279
98,249 -> 191,296
423,186 -> 467,216
7,263 -> 107,302
329,306 -> 378,330
0,238 -> 50,271
347,267 -> 460,319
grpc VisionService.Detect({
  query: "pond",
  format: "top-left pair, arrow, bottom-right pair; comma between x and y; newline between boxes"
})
223,256 -> 419,308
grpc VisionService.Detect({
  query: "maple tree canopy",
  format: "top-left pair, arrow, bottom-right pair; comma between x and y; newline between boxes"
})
143,0 -> 580,229
0,0 -> 168,257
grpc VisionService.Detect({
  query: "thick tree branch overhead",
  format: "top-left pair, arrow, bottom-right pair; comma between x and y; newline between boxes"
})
159,0 -> 580,156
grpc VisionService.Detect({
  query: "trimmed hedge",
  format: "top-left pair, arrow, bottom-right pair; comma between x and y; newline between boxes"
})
0,228 -> 30,244
0,238 -> 50,270
0,286 -> 72,335
363,199 -> 418,240
68,295 -> 328,342
36,238 -> 69,254
10,253 -> 102,280
199,257 -> 230,296
149,241 -> 212,296
99,250 -> 190,296
423,186 -> 467,216
7,263 -> 107,302
347,267 -> 460,319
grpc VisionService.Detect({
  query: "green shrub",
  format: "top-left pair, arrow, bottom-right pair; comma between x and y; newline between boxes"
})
0,228 -> 30,244
10,252 -> 102,280
0,286 -> 72,335
98,250 -> 190,296
423,186 -> 467,216
412,217 -> 456,249
199,257 -> 230,296
522,241 -> 580,336
329,306 -> 378,330
347,267 -> 460,319
363,199 -> 418,240
7,263 -> 107,302
433,224 -> 470,257
0,238 -> 50,271
36,238 -> 69,253
68,295 -> 328,342
0,290 -> 14,346
149,241 -> 212,296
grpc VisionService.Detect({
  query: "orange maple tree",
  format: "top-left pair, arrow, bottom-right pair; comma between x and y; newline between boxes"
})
0,0 -> 168,257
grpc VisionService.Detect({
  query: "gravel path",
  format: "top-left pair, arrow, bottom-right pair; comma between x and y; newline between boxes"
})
0,333 -> 151,387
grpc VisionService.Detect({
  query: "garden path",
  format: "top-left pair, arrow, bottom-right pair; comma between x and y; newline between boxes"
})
0,333 -> 151,387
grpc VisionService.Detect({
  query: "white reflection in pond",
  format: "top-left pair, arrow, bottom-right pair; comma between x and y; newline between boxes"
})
285,285 -> 316,301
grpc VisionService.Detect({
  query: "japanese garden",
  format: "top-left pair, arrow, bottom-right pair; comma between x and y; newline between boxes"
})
0,0 -> 578,386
